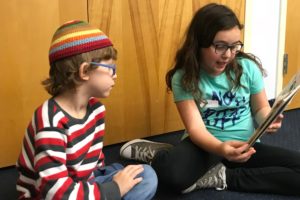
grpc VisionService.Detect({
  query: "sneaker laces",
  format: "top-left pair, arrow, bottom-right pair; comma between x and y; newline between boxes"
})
198,175 -> 218,188
133,145 -> 156,163
197,163 -> 227,190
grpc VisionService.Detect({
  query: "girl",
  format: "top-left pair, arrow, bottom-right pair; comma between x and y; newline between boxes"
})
120,3 -> 300,196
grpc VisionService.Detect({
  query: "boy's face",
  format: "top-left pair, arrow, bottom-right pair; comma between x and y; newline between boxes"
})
86,58 -> 117,98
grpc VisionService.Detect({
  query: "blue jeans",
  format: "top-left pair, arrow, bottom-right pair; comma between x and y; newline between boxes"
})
92,163 -> 157,200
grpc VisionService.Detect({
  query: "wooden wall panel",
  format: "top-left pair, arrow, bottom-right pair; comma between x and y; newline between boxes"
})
0,0 -> 87,167
284,0 -> 300,110
0,0 -> 244,167
88,0 -> 245,143
58,0 -> 88,23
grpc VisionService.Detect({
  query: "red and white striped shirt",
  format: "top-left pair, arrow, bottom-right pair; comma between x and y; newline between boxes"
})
16,98 -> 117,199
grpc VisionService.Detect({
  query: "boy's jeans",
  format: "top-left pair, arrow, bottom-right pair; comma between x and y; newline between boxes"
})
92,163 -> 157,200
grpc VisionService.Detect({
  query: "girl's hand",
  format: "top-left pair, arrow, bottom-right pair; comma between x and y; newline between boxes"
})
266,114 -> 283,133
113,165 -> 144,197
220,141 -> 256,163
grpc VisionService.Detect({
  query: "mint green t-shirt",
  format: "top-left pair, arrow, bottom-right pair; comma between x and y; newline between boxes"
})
172,58 -> 264,142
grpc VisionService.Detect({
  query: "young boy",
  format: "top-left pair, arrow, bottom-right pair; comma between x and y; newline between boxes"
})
16,20 -> 157,200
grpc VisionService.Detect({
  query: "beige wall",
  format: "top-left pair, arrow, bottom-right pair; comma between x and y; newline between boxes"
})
0,0 -> 245,167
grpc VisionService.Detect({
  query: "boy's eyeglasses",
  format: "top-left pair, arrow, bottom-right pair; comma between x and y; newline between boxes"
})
90,62 -> 116,76
212,42 -> 243,55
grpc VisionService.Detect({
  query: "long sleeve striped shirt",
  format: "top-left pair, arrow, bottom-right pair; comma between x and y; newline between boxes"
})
16,97 -> 120,199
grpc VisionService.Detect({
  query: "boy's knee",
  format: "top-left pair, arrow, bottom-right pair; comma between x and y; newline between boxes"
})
141,165 -> 158,183
127,164 -> 157,200
140,164 -> 158,190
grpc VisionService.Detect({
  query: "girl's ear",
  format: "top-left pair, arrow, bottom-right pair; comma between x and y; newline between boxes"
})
79,62 -> 90,81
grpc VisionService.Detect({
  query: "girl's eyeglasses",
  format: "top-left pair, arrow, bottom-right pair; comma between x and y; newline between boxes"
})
90,62 -> 116,76
212,42 -> 243,55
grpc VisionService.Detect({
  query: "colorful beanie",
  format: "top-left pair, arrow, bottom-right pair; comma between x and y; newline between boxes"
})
49,20 -> 113,64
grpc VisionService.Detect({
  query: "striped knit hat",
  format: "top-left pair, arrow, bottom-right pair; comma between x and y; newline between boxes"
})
49,20 -> 113,64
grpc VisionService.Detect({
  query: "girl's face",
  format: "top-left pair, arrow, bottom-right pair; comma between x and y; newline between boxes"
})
200,26 -> 241,76
87,58 -> 117,98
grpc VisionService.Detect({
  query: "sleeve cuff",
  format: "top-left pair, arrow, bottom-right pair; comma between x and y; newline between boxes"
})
98,181 -> 121,200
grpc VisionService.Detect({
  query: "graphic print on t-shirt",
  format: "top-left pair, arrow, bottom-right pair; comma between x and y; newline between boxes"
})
202,90 -> 247,130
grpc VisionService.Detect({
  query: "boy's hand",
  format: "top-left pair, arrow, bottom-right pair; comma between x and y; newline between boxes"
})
113,164 -> 144,197
220,141 -> 256,163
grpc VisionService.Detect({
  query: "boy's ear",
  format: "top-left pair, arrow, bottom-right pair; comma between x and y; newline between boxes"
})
79,62 -> 90,80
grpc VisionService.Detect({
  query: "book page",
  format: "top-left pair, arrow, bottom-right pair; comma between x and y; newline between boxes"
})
247,71 -> 300,147
274,71 -> 300,104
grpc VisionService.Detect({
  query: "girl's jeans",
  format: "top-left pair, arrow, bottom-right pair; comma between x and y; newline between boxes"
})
93,163 -> 157,200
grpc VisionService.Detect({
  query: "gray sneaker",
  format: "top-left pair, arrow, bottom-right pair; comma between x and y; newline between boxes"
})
182,163 -> 227,194
120,139 -> 173,163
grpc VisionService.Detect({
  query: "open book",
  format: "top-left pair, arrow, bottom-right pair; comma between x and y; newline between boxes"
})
247,70 -> 300,147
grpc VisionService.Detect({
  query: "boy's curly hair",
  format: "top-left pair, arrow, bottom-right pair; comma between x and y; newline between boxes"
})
42,46 -> 117,97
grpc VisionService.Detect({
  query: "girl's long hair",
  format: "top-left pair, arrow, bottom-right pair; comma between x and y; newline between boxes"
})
166,3 -> 265,102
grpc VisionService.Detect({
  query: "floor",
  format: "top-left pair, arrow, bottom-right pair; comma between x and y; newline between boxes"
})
1,109 -> 300,199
